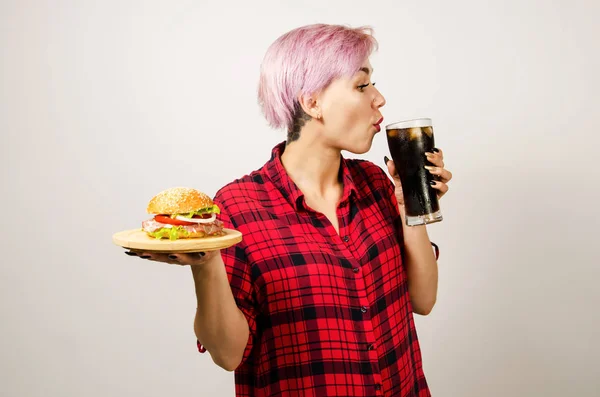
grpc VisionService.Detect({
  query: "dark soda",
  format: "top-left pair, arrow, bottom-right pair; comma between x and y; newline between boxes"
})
386,119 -> 442,225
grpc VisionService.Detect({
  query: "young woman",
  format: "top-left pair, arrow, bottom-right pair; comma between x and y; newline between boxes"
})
131,24 -> 452,397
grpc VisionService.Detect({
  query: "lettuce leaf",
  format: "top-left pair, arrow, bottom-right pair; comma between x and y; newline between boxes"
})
148,226 -> 190,241
170,204 -> 221,219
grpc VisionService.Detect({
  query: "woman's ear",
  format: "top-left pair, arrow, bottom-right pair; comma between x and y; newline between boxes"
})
297,93 -> 321,120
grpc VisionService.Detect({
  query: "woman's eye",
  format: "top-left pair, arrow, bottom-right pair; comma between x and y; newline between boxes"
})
357,82 -> 376,92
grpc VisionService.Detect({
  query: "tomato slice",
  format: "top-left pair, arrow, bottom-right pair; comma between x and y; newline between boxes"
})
154,215 -> 196,226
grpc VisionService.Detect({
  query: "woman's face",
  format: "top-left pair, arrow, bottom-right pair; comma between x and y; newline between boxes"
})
317,60 -> 386,154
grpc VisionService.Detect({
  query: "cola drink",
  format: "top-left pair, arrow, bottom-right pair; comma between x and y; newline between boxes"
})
386,118 -> 443,226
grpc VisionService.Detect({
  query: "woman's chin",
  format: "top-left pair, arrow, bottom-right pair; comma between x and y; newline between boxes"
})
346,139 -> 374,155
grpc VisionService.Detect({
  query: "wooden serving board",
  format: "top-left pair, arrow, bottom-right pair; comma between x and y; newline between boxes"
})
112,228 -> 242,253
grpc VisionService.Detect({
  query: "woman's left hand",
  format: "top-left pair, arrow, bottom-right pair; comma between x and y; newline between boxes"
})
423,148 -> 452,199
385,148 -> 453,205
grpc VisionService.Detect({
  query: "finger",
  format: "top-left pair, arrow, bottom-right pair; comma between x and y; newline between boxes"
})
433,147 -> 443,160
168,252 -> 208,266
430,180 -> 449,197
135,252 -> 179,264
425,152 -> 445,168
441,168 -> 453,183
132,251 -> 211,266
425,166 -> 452,183
384,156 -> 397,176
167,254 -> 186,266
166,253 -> 195,266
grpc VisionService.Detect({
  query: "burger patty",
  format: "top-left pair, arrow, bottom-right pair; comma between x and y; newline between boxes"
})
142,218 -> 225,236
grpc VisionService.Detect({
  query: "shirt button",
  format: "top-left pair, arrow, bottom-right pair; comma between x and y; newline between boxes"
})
343,235 -> 350,242
360,306 -> 368,313
367,343 -> 376,351
352,267 -> 360,273
375,384 -> 382,391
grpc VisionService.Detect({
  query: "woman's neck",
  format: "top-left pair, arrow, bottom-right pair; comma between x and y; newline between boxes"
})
280,133 -> 342,200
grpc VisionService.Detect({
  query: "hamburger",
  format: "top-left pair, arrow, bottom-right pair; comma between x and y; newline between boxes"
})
141,187 -> 225,240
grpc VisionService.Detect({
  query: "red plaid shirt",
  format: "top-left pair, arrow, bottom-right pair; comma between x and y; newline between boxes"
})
198,142 -> 432,397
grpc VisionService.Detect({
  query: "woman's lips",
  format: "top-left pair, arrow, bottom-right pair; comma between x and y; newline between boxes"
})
374,117 -> 384,132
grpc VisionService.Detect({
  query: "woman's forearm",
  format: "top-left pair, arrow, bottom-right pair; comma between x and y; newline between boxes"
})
398,206 -> 439,315
191,254 -> 249,371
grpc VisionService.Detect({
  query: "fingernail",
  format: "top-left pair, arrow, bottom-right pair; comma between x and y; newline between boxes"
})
433,148 -> 440,153
125,251 -> 138,256
430,180 -> 437,186
384,156 -> 390,164
168,255 -> 178,260
140,255 -> 151,259
424,165 -> 434,170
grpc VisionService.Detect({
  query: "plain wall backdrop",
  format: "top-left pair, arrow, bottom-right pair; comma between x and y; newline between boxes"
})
2,0 -> 599,396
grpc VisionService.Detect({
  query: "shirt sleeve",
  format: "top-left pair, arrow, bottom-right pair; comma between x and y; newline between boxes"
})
196,202 -> 257,367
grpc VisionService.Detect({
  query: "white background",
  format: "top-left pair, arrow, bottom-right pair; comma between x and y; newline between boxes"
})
2,0 -> 599,396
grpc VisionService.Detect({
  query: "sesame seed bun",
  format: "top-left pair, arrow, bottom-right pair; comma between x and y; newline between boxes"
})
146,187 -> 214,215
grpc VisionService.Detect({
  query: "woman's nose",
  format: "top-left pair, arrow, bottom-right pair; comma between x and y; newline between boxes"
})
373,89 -> 386,108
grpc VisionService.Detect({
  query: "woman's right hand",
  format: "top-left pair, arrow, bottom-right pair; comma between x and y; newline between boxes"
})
124,249 -> 221,266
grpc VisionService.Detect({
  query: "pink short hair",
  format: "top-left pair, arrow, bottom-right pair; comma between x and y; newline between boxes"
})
258,24 -> 378,131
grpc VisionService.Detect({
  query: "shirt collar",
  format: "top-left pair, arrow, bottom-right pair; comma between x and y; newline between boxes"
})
265,141 -> 358,211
